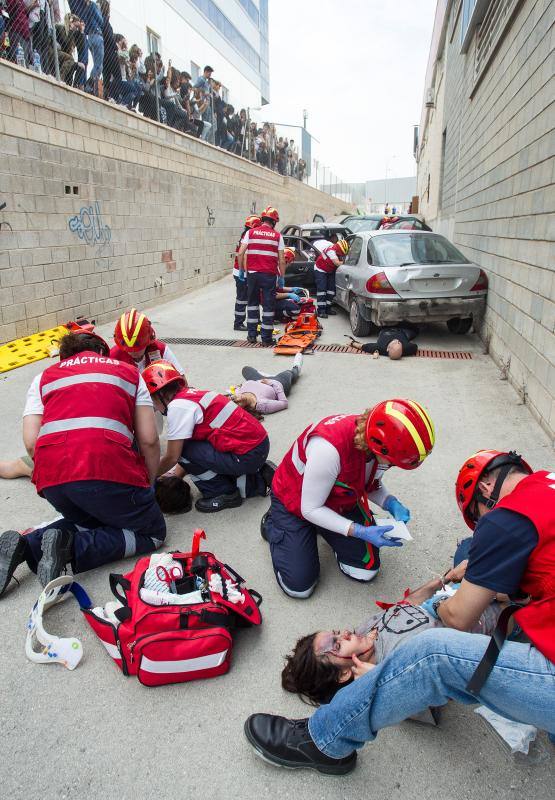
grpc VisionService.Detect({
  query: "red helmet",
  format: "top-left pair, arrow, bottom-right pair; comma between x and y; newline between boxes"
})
114,309 -> 155,353
261,206 -> 279,222
283,247 -> 296,264
334,240 -> 349,257
456,450 -> 532,529
64,326 -> 110,355
365,399 -> 435,469
245,214 -> 261,229
142,360 -> 185,395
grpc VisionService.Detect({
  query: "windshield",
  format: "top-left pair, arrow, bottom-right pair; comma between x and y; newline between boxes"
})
371,233 -> 470,267
345,218 -> 381,233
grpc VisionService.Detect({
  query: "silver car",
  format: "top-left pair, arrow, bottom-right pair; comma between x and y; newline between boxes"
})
335,230 -> 488,336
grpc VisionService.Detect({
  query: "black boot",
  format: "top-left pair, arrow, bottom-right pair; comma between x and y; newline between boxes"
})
195,490 -> 243,513
234,323 -> 247,331
260,509 -> 271,541
247,336 -> 258,344
244,715 -> 357,775
37,527 -> 74,587
259,460 -> 277,496
327,308 -> 337,316
0,530 -> 27,598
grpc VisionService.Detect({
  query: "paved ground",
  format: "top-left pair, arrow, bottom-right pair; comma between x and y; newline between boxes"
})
1,276 -> 553,799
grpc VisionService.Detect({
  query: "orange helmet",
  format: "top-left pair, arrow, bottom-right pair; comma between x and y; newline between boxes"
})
114,309 -> 154,353
142,360 -> 186,395
261,206 -> 279,222
245,214 -> 261,229
65,325 -> 110,355
284,247 -> 296,264
365,399 -> 435,470
456,450 -> 532,529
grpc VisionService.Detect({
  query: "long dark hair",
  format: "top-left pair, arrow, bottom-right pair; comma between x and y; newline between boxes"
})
281,633 -> 353,706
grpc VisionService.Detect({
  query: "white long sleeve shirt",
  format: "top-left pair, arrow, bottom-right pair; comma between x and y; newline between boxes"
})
300,437 -> 390,535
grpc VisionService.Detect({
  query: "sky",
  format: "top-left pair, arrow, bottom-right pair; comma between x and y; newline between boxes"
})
259,0 -> 437,184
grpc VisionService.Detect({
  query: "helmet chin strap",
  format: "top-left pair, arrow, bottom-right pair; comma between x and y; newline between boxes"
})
474,464 -> 514,511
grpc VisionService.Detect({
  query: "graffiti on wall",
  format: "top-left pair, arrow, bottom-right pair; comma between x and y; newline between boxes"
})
68,201 -> 113,261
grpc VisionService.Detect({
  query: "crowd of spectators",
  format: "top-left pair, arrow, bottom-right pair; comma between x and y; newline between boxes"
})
0,0 -> 306,179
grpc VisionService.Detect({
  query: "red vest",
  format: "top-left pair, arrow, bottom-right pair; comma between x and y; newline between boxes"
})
272,415 -> 378,518
33,351 -> 150,493
496,471 -> 555,663
174,388 -> 267,455
245,223 -> 281,274
110,340 -> 167,367
315,245 -> 339,274
233,231 -> 247,276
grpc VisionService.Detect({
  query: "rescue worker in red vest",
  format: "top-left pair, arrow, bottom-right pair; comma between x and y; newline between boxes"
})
314,239 -> 349,318
233,214 -> 261,331
243,449 -> 555,776
237,206 -> 286,347
110,308 -> 184,374
0,329 -> 165,598
274,247 -> 302,322
142,361 -> 275,513
262,399 -> 435,598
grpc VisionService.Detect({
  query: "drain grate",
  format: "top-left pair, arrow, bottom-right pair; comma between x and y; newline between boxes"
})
162,337 -> 473,359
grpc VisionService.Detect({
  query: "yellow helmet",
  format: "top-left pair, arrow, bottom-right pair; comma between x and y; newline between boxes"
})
335,239 -> 349,256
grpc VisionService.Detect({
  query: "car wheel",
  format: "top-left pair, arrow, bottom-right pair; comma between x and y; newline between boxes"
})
446,317 -> 473,335
349,297 -> 372,337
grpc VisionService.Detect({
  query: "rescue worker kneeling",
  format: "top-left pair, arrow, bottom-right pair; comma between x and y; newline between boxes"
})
262,400 -> 434,598
143,361 -> 274,513
0,329 -> 165,597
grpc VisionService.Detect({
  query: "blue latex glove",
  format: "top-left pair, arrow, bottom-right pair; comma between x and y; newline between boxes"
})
238,269 -> 246,282
287,292 -> 301,301
351,523 -> 402,548
290,287 -> 304,294
383,495 -> 410,523
277,276 -> 285,289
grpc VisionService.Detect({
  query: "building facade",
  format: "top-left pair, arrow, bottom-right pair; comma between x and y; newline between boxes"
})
60,0 -> 269,108
416,0 -> 554,439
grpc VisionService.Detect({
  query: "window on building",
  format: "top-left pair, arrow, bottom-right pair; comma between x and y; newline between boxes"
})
147,28 -> 161,56
190,61 -> 200,81
439,128 -> 447,209
474,0 -> 521,83
461,0 -> 478,43
189,0 -> 261,72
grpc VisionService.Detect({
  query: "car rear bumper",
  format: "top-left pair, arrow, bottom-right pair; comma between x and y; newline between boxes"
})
360,295 -> 487,325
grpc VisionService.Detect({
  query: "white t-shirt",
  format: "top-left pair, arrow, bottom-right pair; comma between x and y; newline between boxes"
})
243,228 -> 285,251
311,238 -> 332,255
166,398 -> 203,441
300,437 -> 390,535
23,373 -> 153,417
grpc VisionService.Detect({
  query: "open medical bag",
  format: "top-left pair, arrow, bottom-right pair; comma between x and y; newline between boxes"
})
80,530 -> 262,686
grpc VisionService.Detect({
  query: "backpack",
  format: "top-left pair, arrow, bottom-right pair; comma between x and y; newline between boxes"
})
82,530 -> 262,686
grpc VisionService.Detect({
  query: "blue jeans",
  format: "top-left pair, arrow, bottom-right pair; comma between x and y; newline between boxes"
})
88,33 -> 104,81
308,628 -> 555,757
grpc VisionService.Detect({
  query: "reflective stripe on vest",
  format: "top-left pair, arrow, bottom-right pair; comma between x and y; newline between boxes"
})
209,400 -> 237,429
248,248 -> 279,257
38,416 -> 134,441
41,373 -> 137,399
199,391 -> 218,409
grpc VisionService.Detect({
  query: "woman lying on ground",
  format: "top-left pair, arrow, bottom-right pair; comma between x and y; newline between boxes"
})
282,576 -> 503,705
231,353 -> 303,418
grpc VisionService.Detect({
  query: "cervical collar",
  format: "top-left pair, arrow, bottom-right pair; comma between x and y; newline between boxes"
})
25,576 -> 87,670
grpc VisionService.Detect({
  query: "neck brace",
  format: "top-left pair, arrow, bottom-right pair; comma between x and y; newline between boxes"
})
25,576 -> 90,670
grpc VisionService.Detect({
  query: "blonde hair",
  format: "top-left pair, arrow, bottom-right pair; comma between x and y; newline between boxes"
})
353,410 -> 371,452
231,393 -> 264,420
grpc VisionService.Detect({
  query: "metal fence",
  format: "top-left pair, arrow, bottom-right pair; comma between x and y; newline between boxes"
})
0,0 -> 350,198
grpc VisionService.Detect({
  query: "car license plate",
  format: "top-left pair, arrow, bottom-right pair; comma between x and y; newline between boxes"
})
411,278 -> 457,291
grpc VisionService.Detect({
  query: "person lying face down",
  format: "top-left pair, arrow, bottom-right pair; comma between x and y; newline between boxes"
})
347,326 -> 419,360
281,577 -> 502,705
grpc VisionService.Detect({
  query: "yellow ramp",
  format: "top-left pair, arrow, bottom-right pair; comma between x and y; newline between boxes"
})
0,325 -> 69,373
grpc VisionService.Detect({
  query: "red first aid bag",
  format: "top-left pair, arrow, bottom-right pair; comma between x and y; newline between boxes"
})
81,530 -> 262,686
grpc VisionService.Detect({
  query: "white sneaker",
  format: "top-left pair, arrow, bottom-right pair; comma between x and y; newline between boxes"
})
293,352 -> 303,374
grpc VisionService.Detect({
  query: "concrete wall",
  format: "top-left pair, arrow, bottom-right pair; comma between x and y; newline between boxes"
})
0,61 -> 350,344
417,0 -> 554,440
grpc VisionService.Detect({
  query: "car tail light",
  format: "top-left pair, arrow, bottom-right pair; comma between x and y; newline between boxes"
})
366,272 -> 398,295
470,269 -> 488,292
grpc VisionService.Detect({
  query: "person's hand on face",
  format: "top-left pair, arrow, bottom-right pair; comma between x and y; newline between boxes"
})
352,653 -> 376,679
315,629 -> 377,670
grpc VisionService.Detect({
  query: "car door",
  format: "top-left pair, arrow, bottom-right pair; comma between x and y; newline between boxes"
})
336,236 -> 363,308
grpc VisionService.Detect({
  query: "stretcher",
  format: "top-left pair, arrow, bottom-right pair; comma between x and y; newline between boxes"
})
273,302 -> 322,356
0,320 -> 93,373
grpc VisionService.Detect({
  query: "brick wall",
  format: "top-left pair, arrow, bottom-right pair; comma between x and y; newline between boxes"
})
0,62 -> 351,343
423,0 -> 554,440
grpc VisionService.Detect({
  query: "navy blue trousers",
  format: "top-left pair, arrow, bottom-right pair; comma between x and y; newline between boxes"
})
265,494 -> 380,595
275,298 -> 300,321
314,270 -> 336,314
179,436 -> 270,498
247,271 -> 277,341
24,480 -> 166,574
234,275 -> 248,326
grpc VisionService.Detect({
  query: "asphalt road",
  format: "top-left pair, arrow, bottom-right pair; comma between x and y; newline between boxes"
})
1,276 -> 553,799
